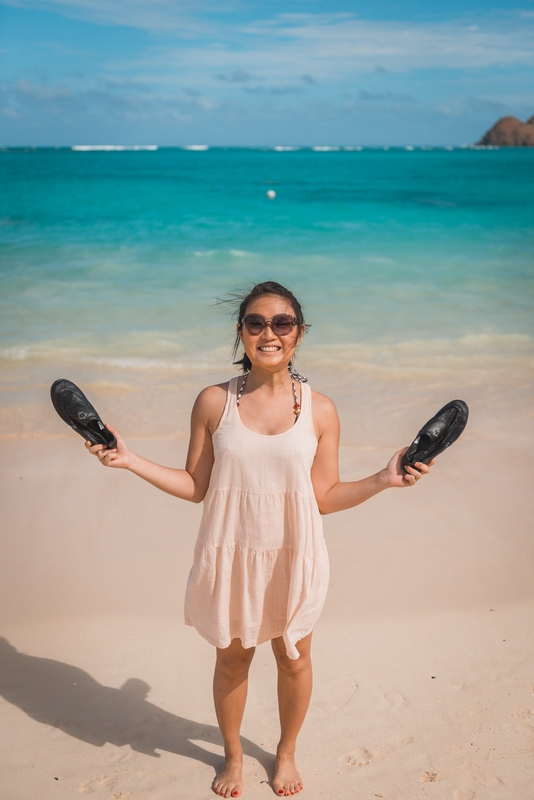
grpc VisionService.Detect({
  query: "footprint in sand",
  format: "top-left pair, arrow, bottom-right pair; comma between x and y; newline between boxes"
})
454,790 -> 476,800
334,675 -> 359,708
512,707 -> 534,718
503,719 -> 534,733
376,734 -> 413,760
308,700 -> 327,718
421,771 -> 441,782
453,762 -> 503,799
106,751 -> 135,765
381,691 -> 408,710
341,735 -> 413,768
108,793 -> 136,800
79,774 -> 117,793
340,747 -> 373,766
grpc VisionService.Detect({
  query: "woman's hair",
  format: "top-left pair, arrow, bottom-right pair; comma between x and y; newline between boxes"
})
220,280 -> 310,373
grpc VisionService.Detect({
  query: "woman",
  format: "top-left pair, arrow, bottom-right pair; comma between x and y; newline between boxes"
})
87,281 -> 432,798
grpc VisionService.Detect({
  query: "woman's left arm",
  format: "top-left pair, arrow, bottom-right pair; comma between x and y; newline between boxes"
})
310,393 -> 433,515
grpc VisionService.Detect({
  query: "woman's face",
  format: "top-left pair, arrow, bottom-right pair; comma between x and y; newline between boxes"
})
238,294 -> 304,373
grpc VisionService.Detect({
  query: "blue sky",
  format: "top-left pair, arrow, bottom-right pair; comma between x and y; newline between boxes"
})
1,0 -> 534,146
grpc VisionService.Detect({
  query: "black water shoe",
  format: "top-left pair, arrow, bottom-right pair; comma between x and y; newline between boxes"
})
50,378 -> 117,448
402,399 -> 469,469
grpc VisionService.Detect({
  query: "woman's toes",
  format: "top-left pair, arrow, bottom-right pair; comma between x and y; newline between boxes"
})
212,758 -> 243,798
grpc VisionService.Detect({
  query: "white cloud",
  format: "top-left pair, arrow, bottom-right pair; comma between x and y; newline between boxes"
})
243,85 -> 304,95
3,2 -> 534,145
14,78 -> 74,99
2,105 -> 22,118
434,104 -> 462,117
233,13 -> 534,73
5,3 -> 534,76
0,76 -> 212,122
359,90 -> 416,104
97,13 -> 534,96
5,0 -> 217,36
216,70 -> 256,83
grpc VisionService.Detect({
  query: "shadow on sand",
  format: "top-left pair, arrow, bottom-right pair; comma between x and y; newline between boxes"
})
0,637 -> 274,777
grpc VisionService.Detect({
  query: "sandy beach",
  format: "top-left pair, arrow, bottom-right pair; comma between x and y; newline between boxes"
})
1,355 -> 533,800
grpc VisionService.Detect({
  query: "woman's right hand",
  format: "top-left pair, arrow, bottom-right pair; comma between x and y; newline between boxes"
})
85,424 -> 132,469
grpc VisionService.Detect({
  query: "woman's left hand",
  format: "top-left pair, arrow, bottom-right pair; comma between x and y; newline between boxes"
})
384,447 -> 434,488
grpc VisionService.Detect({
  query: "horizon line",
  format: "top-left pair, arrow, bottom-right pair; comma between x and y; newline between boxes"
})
0,144 -> 506,151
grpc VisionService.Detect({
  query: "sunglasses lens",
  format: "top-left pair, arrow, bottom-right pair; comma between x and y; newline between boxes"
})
242,314 -> 296,335
243,315 -> 265,334
271,315 -> 295,335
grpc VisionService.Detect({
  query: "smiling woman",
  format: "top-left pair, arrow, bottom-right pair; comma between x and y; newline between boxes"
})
85,278 -> 432,798
1,4 -> 534,796
228,281 -> 309,374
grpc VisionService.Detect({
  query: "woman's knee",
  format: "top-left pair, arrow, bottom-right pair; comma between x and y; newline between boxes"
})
271,635 -> 312,675
215,639 -> 255,676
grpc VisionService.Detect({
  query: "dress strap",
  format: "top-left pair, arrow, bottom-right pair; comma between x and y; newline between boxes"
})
298,381 -> 316,438
215,376 -> 239,431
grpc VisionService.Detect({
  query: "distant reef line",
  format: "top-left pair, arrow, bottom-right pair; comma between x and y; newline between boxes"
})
477,114 -> 534,147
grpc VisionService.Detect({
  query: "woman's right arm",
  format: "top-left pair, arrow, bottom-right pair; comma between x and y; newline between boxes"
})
86,384 -> 227,503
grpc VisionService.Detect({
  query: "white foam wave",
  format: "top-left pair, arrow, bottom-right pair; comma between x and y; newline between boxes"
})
273,146 -> 299,151
3,334 -> 533,376
71,145 -> 158,151
187,248 -> 255,258
304,334 -> 534,371
0,341 -> 227,373
312,146 -> 340,152
183,145 -> 209,151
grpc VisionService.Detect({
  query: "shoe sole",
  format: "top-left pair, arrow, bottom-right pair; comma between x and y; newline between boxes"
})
402,399 -> 469,469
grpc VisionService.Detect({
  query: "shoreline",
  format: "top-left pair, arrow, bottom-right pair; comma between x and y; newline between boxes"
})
1,332 -> 533,442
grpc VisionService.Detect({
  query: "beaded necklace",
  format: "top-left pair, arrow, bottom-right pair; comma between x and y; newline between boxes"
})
236,365 -> 306,416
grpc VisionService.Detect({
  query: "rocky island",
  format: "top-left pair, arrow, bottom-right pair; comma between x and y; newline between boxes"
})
477,114 -> 534,146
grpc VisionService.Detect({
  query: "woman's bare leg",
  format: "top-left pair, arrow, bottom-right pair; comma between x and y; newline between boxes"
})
271,632 -> 313,796
212,638 -> 256,798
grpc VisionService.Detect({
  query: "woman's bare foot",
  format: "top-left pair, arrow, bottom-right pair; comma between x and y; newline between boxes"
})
272,751 -> 303,796
212,752 -> 243,798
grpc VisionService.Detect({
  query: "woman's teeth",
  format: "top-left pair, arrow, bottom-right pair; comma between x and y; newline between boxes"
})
258,346 -> 280,352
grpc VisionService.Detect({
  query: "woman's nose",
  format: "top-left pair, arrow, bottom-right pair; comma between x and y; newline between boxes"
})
260,321 -> 277,337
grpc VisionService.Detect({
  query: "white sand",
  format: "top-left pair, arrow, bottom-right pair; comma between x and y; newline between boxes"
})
1,370 -> 533,799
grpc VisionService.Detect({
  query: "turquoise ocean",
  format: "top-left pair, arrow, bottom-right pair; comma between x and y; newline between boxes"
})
1,146 -> 534,386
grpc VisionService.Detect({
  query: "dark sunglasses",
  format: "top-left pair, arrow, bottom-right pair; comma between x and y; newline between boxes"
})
241,313 -> 298,336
